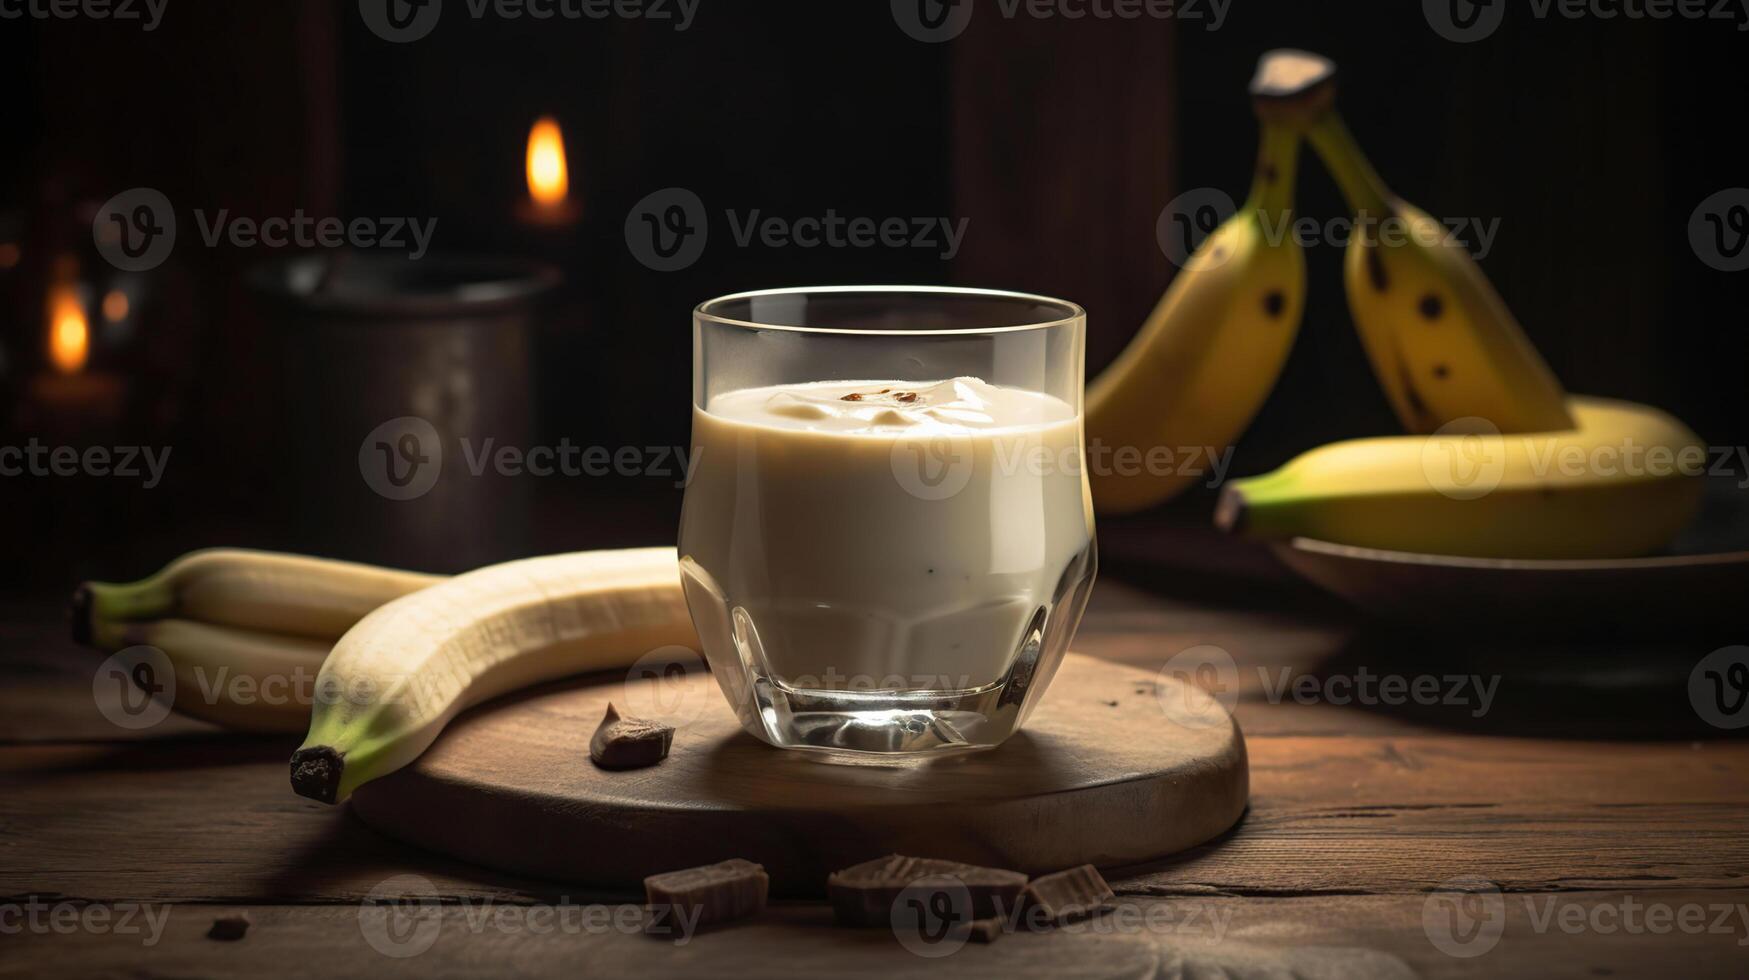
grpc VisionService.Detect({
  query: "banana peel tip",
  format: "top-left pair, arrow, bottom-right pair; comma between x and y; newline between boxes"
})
68,584 -> 94,647
290,746 -> 344,805
1214,486 -> 1248,535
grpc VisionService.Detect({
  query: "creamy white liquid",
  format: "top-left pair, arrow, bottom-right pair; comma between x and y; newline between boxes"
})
679,377 -> 1094,693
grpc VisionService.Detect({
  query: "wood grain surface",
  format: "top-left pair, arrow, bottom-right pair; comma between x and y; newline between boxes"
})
346,653 -> 1248,894
4,575 -> 1747,978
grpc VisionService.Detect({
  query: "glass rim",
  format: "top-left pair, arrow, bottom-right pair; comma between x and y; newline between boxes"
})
693,285 -> 1086,337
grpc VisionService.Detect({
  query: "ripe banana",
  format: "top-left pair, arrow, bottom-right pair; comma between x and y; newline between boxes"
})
89,618 -> 330,733
291,547 -> 698,804
1281,50 -> 1572,434
1084,53 -> 1310,515
1216,396 -> 1703,559
73,548 -> 443,644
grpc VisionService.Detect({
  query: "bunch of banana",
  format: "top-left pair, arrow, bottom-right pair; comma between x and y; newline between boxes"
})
1084,53 -> 1310,514
1269,50 -> 1574,435
1217,397 -> 1703,559
73,550 -> 444,732
1212,50 -> 1703,560
291,547 -> 697,804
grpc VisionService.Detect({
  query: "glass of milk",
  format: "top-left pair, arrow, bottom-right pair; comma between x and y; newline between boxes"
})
680,286 -> 1097,757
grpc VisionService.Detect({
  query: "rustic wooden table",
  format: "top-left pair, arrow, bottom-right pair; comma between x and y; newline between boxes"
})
4,555 -> 1746,978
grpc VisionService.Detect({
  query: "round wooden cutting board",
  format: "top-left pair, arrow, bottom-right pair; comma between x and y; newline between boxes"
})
350,653 -> 1248,895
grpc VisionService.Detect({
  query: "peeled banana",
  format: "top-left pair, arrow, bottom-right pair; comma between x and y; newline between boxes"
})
1278,49 -> 1573,434
1217,396 -> 1704,559
1084,54 -> 1309,515
291,547 -> 697,804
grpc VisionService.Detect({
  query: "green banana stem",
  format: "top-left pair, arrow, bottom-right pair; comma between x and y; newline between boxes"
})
70,577 -> 175,646
1244,121 -> 1302,221
1306,112 -> 1392,219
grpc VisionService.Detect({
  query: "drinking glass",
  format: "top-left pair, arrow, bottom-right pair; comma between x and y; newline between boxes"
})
679,286 -> 1097,756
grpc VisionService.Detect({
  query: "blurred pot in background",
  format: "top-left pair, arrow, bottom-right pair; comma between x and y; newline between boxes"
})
250,253 -> 559,573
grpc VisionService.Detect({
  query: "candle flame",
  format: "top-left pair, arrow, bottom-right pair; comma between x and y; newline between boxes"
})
525,116 -> 569,208
49,284 -> 89,374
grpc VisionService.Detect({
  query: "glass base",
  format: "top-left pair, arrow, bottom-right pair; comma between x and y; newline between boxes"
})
682,542 -> 1097,760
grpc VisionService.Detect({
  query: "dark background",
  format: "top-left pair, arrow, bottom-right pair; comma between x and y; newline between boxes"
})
2,0 -> 1746,591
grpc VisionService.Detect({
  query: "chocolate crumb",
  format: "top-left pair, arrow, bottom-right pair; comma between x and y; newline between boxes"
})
841,393 -> 864,402
1022,865 -> 1114,928
207,914 -> 251,941
645,859 -> 768,934
895,391 -> 919,403
590,703 -> 674,770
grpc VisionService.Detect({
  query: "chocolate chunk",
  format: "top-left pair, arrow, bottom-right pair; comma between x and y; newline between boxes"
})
644,858 -> 768,933
1022,864 -> 1115,927
956,917 -> 1005,944
827,854 -> 1027,927
206,913 -> 251,941
590,703 -> 673,770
